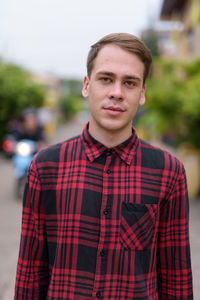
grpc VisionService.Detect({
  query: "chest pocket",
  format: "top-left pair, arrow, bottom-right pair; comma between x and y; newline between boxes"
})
120,202 -> 158,250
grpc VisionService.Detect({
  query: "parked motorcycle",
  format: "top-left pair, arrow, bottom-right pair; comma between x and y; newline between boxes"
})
2,136 -> 38,199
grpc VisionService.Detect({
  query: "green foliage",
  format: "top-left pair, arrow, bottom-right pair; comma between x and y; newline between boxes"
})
178,73 -> 200,148
0,60 -> 46,143
59,78 -> 85,121
182,59 -> 200,76
136,59 -> 200,149
59,92 -> 84,121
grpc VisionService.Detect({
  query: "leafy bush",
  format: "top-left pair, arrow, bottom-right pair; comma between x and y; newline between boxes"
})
0,60 -> 46,143
59,92 -> 84,121
136,58 -> 200,149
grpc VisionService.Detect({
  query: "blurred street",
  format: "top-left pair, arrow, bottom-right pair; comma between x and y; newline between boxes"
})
0,117 -> 199,299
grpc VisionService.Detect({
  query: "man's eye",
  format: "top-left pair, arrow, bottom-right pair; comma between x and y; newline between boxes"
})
125,81 -> 135,87
100,77 -> 111,83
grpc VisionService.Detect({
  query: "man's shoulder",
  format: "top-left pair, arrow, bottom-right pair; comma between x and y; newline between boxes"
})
139,139 -> 184,173
35,134 -> 81,164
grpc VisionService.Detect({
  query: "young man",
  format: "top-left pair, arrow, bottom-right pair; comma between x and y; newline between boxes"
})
15,33 -> 193,299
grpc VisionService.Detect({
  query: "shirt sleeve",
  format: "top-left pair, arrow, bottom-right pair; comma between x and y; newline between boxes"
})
157,164 -> 193,299
14,157 -> 49,299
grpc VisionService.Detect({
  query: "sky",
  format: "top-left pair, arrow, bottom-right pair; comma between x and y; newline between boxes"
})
0,0 -> 163,79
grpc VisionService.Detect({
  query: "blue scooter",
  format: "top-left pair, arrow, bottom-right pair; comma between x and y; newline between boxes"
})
2,136 -> 38,199
13,139 -> 38,199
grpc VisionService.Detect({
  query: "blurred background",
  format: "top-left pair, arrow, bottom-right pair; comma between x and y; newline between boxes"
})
0,0 -> 200,298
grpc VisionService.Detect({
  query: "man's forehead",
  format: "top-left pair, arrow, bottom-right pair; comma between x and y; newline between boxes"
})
91,46 -> 144,78
94,44 -> 143,67
97,44 -> 141,58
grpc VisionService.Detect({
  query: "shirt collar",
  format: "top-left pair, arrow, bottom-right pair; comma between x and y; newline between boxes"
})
81,122 -> 140,165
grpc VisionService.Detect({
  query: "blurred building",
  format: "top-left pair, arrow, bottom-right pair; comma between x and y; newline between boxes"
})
159,0 -> 200,199
160,0 -> 200,59
141,27 -> 179,57
32,73 -> 61,108
32,74 -> 61,138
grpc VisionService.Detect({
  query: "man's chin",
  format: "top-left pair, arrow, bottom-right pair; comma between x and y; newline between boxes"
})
99,119 -> 131,134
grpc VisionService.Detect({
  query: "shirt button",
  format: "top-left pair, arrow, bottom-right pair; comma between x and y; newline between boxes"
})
96,291 -> 101,298
100,250 -> 105,257
103,209 -> 109,215
106,169 -> 111,174
106,150 -> 112,156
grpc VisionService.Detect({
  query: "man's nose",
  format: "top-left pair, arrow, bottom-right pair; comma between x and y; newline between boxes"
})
108,82 -> 123,100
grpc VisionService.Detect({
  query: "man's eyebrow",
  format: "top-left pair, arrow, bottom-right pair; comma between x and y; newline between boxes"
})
96,71 -> 142,82
96,71 -> 115,77
124,75 -> 142,82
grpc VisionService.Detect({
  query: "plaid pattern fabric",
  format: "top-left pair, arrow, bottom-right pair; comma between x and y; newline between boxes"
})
15,123 -> 193,299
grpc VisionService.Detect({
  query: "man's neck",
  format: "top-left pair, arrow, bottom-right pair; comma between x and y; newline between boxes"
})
88,123 -> 132,148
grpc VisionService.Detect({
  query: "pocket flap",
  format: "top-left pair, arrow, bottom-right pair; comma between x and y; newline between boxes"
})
120,203 -> 158,250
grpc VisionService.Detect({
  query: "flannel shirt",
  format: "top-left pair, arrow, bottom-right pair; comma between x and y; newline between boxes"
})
15,123 -> 193,299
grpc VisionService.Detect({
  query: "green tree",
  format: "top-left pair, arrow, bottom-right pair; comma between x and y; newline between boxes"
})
59,92 -> 84,121
178,72 -> 200,148
59,78 -> 85,121
136,58 -> 200,149
0,60 -> 46,143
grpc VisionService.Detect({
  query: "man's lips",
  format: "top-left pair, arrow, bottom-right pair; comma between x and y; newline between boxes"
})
103,106 -> 125,116
103,106 -> 124,112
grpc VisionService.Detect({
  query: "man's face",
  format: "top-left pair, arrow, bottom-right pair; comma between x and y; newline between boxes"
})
82,44 -> 146,138
24,114 -> 38,133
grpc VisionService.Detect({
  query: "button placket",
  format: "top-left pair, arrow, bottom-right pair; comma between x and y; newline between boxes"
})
106,168 -> 111,174
93,153 -> 112,297
96,291 -> 101,298
106,150 -> 112,156
103,208 -> 109,215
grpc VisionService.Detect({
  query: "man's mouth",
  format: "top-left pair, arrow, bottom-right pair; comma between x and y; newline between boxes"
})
103,106 -> 125,116
104,106 -> 124,112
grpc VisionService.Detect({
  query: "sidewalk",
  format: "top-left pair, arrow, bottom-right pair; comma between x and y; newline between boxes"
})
1,117 -> 199,299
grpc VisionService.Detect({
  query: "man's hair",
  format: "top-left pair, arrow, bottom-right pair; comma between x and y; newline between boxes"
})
87,33 -> 152,84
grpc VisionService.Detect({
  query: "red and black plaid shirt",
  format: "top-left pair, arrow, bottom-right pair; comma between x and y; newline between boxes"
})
15,123 -> 193,299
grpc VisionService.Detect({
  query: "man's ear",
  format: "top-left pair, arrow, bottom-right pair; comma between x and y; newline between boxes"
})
139,84 -> 146,106
82,76 -> 89,98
